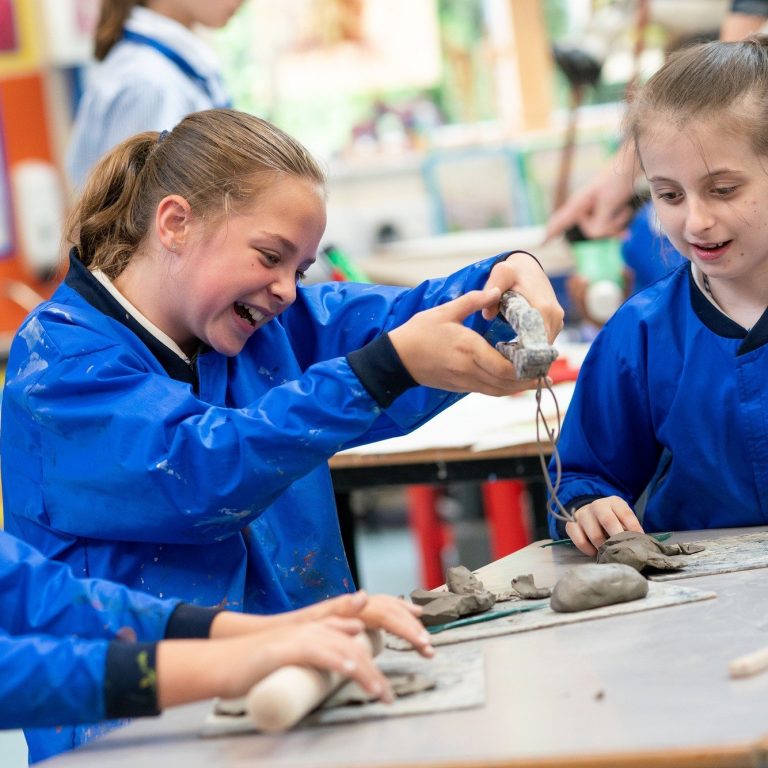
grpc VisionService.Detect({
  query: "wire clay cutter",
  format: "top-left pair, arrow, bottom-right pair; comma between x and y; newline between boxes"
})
495,290 -> 558,379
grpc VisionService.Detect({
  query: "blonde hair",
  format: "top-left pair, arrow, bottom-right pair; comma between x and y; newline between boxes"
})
66,109 -> 326,278
625,35 -> 768,158
94,0 -> 143,61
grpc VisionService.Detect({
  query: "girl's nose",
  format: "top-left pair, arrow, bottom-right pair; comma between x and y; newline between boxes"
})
685,198 -> 715,237
270,271 -> 297,306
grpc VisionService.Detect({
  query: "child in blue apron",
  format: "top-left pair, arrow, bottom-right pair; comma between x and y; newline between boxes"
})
66,0 -> 241,188
3,108 -> 561,758
550,36 -> 768,553
0,529 -> 430,757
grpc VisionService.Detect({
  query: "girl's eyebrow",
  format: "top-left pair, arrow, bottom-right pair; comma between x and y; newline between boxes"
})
648,168 -> 741,184
258,232 -> 298,254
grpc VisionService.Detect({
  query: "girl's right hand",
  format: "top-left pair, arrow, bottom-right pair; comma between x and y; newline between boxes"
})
389,288 -> 544,397
158,617 -> 394,709
565,496 -> 644,556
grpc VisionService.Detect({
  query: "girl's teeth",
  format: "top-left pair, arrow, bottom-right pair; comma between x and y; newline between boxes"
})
235,302 -> 263,326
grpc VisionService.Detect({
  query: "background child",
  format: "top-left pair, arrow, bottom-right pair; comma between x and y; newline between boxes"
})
550,36 -> 768,554
1,528 -> 430,762
67,0 -> 243,189
3,108 -> 561,612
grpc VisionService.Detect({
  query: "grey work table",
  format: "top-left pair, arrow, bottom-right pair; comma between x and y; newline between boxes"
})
46,527 -> 768,768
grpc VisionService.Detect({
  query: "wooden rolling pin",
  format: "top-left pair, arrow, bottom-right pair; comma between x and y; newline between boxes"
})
246,629 -> 384,732
729,646 -> 768,678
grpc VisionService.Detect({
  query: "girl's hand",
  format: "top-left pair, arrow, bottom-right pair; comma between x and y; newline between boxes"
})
357,594 -> 433,657
389,288 -> 542,396
282,592 -> 432,658
210,591 -> 433,657
482,253 -> 564,343
157,617 -> 394,708
565,496 -> 644,556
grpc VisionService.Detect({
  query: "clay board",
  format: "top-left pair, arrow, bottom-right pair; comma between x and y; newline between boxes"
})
648,530 -> 768,582
199,645 -> 484,738
387,581 -> 715,650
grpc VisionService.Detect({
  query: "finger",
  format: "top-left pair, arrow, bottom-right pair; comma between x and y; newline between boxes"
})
360,597 -> 434,657
565,520 -> 597,557
339,635 -> 394,703
317,616 -> 367,637
611,502 -> 644,533
378,612 -> 434,658
581,205 -> 633,240
300,591 -> 368,622
592,504 -> 629,539
310,631 -> 394,703
441,287 -> 501,323
466,344 -> 543,391
544,197 -> 587,241
574,509 -> 610,553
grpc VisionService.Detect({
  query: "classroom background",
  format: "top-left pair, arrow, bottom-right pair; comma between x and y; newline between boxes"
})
0,1 -> 731,764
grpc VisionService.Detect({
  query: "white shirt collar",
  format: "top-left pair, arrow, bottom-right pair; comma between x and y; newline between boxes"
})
126,6 -> 223,78
91,268 -> 192,364
690,262 -> 721,312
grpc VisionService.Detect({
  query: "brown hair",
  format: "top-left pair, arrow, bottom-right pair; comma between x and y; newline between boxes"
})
94,0 -> 144,61
624,35 -> 768,158
66,109 -> 326,278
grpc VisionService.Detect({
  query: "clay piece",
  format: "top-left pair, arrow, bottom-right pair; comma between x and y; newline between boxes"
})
418,592 -> 496,626
509,573 -> 552,600
410,588 -> 445,606
596,531 -> 705,573
324,672 -> 437,708
550,563 -> 648,613
445,565 -> 485,595
410,565 -> 496,627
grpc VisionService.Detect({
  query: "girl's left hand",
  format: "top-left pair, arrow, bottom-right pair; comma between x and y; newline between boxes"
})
357,594 -> 433,657
210,591 -> 434,657
482,252 -> 564,342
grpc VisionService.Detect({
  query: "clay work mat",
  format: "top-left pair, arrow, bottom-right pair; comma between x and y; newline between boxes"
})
648,530 -> 768,582
387,581 -> 715,650
199,645 -> 484,737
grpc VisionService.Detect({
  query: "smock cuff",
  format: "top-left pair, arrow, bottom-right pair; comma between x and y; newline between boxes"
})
165,604 -> 224,639
498,249 -> 544,271
104,642 -> 160,719
347,333 -> 417,408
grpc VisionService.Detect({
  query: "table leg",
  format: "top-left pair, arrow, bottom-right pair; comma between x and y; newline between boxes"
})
481,479 -> 531,560
334,491 -> 360,588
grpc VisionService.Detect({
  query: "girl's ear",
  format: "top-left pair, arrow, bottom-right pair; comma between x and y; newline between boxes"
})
156,195 -> 193,253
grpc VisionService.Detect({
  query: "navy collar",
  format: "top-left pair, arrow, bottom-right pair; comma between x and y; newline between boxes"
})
688,263 -> 768,354
64,249 -> 200,389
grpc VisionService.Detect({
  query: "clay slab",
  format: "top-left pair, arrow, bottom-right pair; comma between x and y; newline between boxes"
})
647,530 -> 768,581
200,645 -> 485,737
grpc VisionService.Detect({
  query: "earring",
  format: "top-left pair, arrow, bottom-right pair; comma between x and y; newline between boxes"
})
170,241 -> 178,252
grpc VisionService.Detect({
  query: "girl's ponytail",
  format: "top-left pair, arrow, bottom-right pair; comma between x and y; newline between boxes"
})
94,0 -> 141,61
66,132 -> 158,278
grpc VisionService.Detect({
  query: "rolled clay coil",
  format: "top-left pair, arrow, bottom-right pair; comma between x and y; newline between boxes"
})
729,646 -> 768,679
246,628 -> 383,732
